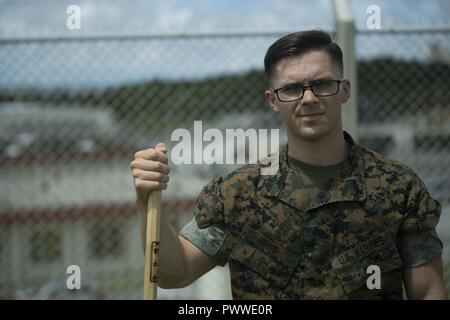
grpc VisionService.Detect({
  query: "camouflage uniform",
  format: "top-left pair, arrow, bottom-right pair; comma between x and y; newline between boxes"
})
180,132 -> 443,299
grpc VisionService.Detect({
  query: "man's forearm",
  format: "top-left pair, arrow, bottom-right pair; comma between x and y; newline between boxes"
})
403,258 -> 448,300
421,292 -> 448,300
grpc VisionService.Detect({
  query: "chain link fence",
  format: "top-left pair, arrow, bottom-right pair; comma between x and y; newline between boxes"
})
356,29 -> 450,295
0,28 -> 449,299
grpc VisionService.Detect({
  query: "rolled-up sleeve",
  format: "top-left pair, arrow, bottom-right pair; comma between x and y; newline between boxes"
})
179,177 -> 230,266
398,174 -> 443,268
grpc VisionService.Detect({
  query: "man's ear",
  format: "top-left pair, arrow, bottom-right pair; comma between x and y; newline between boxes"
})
340,79 -> 351,103
265,89 -> 280,112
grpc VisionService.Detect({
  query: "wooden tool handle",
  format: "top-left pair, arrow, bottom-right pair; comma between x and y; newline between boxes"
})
143,191 -> 161,300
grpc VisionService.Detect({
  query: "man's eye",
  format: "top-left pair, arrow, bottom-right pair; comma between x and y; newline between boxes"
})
314,81 -> 334,89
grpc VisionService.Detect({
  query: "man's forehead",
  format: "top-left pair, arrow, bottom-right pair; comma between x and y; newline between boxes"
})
272,52 -> 339,85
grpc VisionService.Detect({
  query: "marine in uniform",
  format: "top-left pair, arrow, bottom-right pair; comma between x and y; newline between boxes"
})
131,29 -> 446,300
180,132 -> 443,299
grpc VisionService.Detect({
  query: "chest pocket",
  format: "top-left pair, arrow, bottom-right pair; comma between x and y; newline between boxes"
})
331,231 -> 403,297
229,223 -> 301,290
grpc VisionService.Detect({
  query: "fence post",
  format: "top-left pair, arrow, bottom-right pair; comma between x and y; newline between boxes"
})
332,0 -> 358,141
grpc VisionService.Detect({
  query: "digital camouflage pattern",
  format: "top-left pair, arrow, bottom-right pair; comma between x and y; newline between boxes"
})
180,132 -> 443,300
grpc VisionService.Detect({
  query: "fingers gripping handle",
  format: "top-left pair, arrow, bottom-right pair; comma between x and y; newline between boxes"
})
144,191 -> 161,300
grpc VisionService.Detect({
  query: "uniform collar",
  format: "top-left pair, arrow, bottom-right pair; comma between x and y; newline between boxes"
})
257,132 -> 366,212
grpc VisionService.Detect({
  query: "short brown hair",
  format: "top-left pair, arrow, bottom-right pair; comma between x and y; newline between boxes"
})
264,30 -> 343,84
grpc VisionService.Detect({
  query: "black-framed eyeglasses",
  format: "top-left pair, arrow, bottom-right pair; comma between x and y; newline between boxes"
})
272,79 -> 344,102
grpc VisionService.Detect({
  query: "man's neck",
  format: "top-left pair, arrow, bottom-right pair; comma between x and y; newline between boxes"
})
287,130 -> 349,166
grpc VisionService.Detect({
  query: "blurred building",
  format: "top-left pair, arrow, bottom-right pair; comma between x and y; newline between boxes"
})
0,102 -> 138,298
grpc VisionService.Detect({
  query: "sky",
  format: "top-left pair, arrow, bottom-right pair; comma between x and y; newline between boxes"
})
0,0 -> 449,36
0,0 -> 449,90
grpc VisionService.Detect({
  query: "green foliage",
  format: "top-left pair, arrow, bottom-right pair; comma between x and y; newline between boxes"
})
1,59 -> 449,130
358,59 -> 450,122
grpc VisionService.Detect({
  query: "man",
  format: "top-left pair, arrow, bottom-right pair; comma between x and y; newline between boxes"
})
130,30 -> 447,299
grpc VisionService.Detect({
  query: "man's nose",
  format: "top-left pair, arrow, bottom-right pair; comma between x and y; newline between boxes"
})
301,88 -> 319,104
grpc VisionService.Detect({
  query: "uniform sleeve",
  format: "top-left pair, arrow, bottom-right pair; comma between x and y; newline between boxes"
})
179,177 -> 229,266
397,174 -> 443,268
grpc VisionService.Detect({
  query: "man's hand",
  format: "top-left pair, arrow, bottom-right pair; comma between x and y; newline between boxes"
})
130,143 -> 171,203
403,257 -> 448,300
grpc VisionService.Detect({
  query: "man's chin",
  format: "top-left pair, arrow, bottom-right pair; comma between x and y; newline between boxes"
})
297,126 -> 328,141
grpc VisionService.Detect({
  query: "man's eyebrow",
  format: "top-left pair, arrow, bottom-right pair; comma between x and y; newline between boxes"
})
281,81 -> 302,88
310,77 -> 336,83
279,77 -> 336,88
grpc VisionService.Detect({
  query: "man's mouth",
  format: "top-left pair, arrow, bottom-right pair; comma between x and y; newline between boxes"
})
297,112 -> 325,118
